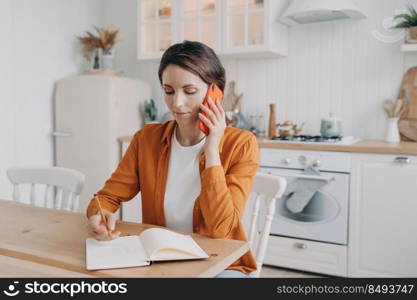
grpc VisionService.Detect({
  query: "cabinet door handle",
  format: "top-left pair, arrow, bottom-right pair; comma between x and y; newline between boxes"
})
294,242 -> 307,249
52,131 -> 72,137
394,156 -> 410,164
265,171 -> 334,182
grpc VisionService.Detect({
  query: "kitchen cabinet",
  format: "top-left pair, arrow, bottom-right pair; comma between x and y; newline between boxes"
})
220,0 -> 288,58
137,0 -> 288,60
348,153 -> 417,277
180,0 -> 222,51
264,235 -> 348,277
138,0 -> 177,59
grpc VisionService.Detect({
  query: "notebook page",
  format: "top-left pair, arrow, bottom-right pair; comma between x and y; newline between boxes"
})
86,235 -> 150,270
139,228 -> 209,261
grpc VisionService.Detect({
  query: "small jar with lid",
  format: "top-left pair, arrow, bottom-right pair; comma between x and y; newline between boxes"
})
320,112 -> 342,137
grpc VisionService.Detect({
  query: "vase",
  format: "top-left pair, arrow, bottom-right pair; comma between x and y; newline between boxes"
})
93,54 -> 100,69
385,117 -> 400,143
102,48 -> 115,69
407,26 -> 417,43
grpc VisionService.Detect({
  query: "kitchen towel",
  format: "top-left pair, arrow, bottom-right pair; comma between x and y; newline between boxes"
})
284,166 -> 328,214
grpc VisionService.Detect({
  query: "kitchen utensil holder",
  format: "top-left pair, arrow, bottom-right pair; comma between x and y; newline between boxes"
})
385,117 -> 400,143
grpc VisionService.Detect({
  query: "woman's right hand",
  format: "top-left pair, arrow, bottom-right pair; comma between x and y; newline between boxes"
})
87,210 -> 121,241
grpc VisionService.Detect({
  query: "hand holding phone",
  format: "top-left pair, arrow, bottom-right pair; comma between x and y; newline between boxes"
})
199,83 -> 223,136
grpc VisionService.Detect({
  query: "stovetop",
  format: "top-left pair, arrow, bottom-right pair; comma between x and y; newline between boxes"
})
273,135 -> 342,143
265,135 -> 360,145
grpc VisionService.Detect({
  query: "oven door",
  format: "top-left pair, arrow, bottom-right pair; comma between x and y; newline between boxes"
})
259,167 -> 349,245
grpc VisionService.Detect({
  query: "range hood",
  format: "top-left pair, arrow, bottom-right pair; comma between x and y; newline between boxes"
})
281,0 -> 366,25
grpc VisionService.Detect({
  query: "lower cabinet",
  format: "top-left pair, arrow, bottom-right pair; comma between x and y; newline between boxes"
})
264,235 -> 348,277
348,153 -> 417,277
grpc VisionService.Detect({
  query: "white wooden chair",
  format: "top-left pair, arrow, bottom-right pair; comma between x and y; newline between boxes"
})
243,172 -> 287,278
6,166 -> 85,212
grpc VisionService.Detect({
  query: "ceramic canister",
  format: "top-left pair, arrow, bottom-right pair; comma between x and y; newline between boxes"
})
320,112 -> 342,137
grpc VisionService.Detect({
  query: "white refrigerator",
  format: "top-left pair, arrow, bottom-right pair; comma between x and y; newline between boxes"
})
53,75 -> 150,214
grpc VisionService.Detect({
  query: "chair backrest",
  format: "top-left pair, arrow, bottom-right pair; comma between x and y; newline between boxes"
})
6,166 -> 85,212
243,172 -> 287,278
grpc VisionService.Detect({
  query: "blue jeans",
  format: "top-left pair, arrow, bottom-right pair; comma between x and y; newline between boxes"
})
215,270 -> 251,278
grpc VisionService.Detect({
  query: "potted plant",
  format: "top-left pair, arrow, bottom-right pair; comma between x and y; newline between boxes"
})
77,25 -> 120,69
393,5 -> 417,43
144,99 -> 158,124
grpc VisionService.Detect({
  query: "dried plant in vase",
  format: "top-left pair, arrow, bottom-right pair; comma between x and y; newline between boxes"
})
98,25 -> 120,55
77,25 -> 120,69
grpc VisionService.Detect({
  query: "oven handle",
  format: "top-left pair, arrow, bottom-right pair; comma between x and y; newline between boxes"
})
264,171 -> 335,182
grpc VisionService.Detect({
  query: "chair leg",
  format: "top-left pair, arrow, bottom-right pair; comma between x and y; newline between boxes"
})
12,184 -> 20,202
44,184 -> 50,208
30,184 -> 36,205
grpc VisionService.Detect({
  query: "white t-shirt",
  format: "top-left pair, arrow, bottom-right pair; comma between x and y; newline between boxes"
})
164,126 -> 206,232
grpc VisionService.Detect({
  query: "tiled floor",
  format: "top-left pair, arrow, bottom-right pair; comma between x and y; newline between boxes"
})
260,265 -> 324,278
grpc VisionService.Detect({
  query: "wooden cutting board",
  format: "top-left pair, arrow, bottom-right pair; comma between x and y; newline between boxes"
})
398,119 -> 417,141
397,67 -> 417,141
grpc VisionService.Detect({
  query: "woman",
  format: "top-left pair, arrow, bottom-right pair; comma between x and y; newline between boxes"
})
86,41 -> 259,278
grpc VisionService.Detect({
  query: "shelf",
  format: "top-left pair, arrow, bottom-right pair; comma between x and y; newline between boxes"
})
401,43 -> 417,52
219,47 -> 287,59
85,69 -> 123,76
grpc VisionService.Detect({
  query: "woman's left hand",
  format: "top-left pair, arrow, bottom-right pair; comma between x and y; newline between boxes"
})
199,96 -> 226,154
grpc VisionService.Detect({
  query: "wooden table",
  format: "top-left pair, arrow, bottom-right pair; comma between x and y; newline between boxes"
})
0,255 -> 95,278
0,200 -> 249,278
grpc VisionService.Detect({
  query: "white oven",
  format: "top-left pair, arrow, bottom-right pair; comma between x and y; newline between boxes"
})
259,148 -> 351,245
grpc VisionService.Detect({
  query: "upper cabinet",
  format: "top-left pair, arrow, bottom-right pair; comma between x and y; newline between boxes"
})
139,0 -> 176,59
221,0 -> 288,58
137,0 -> 288,60
180,0 -> 221,52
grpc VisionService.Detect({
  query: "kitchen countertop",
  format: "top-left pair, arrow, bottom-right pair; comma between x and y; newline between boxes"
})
258,138 -> 417,155
118,136 -> 417,156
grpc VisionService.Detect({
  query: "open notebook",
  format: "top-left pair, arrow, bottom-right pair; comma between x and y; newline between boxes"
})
86,227 -> 209,270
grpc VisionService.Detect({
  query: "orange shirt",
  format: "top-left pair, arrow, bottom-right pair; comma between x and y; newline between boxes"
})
86,120 -> 260,274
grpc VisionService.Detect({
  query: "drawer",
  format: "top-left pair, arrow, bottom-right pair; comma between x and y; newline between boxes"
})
264,235 -> 347,277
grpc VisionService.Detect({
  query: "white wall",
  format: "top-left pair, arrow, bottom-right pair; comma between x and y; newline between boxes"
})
103,0 -> 162,106
0,0 -> 103,200
103,0 -> 417,139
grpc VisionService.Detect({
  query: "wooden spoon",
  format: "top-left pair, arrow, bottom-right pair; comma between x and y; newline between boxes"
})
393,99 -> 403,117
383,99 -> 394,117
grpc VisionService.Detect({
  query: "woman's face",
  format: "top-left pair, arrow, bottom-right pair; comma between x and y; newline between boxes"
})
162,64 -> 209,125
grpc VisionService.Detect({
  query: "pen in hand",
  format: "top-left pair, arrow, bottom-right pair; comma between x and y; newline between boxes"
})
95,195 -> 113,237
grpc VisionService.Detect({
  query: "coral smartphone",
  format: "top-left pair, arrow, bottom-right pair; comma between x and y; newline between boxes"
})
199,83 -> 223,136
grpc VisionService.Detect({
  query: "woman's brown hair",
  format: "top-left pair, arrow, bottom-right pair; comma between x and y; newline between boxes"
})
158,40 -> 226,92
